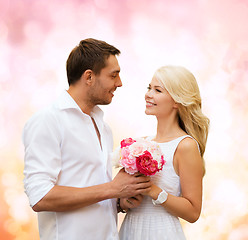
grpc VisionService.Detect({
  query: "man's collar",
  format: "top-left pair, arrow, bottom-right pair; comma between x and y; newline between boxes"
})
56,90 -> 104,119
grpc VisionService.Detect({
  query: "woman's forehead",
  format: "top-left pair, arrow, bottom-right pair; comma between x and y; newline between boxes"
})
150,77 -> 164,87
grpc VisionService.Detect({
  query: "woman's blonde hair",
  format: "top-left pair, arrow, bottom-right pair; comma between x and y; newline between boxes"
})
154,66 -> 210,167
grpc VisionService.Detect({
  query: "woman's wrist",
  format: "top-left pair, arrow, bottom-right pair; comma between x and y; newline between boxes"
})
149,185 -> 163,200
152,189 -> 168,205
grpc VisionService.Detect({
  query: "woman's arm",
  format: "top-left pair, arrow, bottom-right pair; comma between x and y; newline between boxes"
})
146,137 -> 204,223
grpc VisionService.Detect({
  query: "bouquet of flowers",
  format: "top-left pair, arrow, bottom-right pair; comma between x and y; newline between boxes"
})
112,137 -> 165,176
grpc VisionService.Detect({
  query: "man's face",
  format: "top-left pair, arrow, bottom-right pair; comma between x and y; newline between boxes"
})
89,55 -> 122,105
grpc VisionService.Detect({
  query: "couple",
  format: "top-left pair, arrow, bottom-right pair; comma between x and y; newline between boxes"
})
23,38 -> 209,240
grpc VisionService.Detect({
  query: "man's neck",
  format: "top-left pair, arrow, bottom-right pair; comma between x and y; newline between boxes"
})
67,88 -> 94,115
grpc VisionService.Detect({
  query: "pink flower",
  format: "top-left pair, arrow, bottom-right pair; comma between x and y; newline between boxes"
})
136,151 -> 161,176
119,147 -> 138,174
112,137 -> 165,176
123,165 -> 138,175
129,142 -> 146,156
159,155 -> 165,169
120,147 -> 131,159
120,138 -> 136,148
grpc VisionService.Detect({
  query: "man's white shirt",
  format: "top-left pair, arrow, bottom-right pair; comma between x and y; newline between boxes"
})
23,90 -> 118,240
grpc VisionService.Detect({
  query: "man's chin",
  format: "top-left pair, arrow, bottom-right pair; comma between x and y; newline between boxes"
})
98,99 -> 112,105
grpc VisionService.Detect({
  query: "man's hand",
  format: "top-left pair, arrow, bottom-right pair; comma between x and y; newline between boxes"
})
120,194 -> 144,211
110,168 -> 151,198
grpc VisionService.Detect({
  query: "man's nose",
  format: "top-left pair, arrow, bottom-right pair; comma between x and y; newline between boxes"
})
116,76 -> 122,87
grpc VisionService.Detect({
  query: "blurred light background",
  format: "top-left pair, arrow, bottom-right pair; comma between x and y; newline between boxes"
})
0,0 -> 248,239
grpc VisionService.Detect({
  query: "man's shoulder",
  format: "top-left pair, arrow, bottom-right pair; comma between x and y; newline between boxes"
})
25,103 -> 60,128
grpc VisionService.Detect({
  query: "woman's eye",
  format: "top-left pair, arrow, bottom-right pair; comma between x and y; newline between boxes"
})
147,86 -> 151,90
156,89 -> 162,93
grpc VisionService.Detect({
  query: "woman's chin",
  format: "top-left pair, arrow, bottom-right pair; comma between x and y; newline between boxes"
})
145,110 -> 154,115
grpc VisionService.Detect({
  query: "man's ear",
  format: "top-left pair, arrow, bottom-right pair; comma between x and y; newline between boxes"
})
83,70 -> 94,85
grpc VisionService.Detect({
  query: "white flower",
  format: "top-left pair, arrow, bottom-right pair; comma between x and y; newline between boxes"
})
111,147 -> 121,168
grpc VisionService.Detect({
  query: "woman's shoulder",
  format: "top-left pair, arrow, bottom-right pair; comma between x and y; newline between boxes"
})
175,136 -> 203,176
176,136 -> 200,155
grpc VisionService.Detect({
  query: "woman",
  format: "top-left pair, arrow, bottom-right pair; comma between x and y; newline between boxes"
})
119,66 -> 210,239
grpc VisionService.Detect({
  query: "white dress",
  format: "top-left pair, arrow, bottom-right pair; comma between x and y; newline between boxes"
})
119,135 -> 193,240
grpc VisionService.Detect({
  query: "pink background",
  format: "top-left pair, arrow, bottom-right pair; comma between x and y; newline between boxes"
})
1,0 -> 248,239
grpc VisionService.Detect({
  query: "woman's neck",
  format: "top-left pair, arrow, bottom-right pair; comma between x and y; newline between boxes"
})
155,116 -> 186,142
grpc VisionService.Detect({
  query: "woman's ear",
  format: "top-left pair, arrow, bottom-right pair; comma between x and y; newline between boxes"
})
173,102 -> 178,109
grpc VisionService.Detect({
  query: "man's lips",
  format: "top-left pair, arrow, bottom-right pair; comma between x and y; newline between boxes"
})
110,89 -> 116,96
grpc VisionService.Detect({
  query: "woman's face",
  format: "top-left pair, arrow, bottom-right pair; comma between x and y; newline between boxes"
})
145,77 -> 177,117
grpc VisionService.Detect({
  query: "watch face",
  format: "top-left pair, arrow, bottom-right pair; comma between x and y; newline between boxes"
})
158,190 -> 168,203
152,190 -> 168,205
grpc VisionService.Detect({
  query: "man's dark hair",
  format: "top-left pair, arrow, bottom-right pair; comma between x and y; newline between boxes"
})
66,38 -> 121,85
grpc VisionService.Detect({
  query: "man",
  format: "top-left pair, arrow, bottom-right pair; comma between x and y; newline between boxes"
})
23,38 -> 151,240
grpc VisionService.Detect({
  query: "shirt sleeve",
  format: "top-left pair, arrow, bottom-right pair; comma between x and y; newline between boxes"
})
22,108 -> 62,207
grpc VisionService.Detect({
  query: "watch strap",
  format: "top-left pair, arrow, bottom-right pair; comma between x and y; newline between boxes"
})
152,189 -> 168,205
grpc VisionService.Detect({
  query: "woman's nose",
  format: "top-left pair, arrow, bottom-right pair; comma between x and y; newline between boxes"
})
145,90 -> 152,99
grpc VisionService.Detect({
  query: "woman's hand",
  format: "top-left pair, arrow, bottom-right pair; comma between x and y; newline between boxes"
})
142,183 -> 163,200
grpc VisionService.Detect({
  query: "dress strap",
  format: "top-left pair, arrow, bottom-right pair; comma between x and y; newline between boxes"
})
176,135 -> 201,154
146,135 -> 200,154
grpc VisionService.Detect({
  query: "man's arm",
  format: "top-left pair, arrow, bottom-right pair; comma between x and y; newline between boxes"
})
23,110 -> 151,212
32,169 -> 151,212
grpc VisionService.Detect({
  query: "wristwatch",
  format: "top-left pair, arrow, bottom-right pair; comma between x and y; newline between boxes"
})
152,190 -> 168,205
